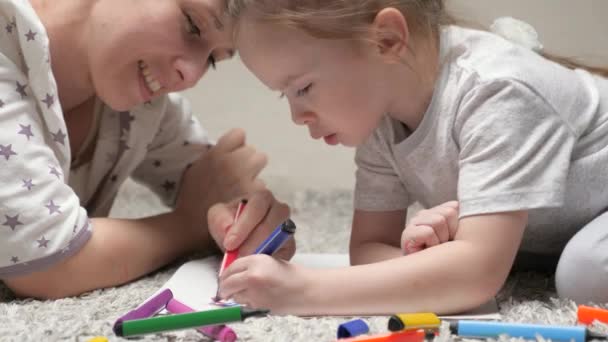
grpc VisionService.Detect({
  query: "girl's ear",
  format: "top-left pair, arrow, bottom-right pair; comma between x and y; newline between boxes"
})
371,8 -> 410,62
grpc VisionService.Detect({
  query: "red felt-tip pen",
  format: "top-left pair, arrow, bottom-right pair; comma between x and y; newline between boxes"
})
214,199 -> 247,300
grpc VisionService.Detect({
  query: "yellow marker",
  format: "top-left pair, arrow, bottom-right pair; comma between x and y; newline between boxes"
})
387,313 -> 441,332
87,337 -> 108,342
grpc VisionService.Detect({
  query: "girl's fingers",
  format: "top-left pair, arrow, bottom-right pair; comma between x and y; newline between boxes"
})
219,271 -> 250,300
402,225 -> 440,253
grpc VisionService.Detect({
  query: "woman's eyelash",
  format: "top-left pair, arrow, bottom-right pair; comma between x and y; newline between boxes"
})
184,13 -> 201,36
208,55 -> 216,70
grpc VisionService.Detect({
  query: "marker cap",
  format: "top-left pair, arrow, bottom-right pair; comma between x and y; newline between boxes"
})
388,313 -> 440,332
578,305 -> 608,325
338,319 -> 370,338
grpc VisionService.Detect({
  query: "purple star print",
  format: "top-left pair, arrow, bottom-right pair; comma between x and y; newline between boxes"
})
22,179 -> 34,190
37,236 -> 50,248
51,129 -> 66,145
49,165 -> 62,179
45,200 -> 61,215
25,29 -> 37,41
15,81 -> 27,98
0,144 -> 17,160
119,111 -> 135,132
18,124 -> 34,140
3,214 -> 23,231
0,99 -> 4,108
41,93 -> 54,109
118,140 -> 130,155
5,23 -> 12,33
162,180 -> 176,193
10,256 -> 19,264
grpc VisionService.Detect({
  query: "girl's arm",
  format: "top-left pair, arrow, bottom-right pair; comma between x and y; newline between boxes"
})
310,211 -> 527,315
220,210 -> 526,315
349,209 -> 406,265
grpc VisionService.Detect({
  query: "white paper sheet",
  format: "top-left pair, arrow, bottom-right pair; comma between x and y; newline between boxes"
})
149,253 -> 500,319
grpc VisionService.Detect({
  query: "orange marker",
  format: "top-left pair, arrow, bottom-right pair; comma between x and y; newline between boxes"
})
214,199 -> 247,301
337,329 -> 427,342
578,305 -> 608,325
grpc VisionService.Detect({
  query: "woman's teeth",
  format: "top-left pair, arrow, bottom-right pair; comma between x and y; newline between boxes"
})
138,60 -> 162,93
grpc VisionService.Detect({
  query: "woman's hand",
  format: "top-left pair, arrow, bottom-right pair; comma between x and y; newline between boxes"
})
174,129 -> 268,249
218,254 -> 314,314
207,189 -> 294,259
401,201 -> 459,254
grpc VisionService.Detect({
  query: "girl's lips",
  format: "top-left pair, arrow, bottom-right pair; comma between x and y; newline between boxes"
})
323,133 -> 339,146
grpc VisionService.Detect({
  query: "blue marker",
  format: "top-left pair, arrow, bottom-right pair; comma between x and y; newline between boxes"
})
254,219 -> 296,255
449,320 -> 607,342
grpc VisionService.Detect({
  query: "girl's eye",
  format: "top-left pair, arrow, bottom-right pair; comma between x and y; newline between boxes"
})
184,12 -> 201,36
296,84 -> 312,97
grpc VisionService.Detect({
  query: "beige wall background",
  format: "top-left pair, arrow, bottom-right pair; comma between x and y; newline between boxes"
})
182,1 -> 608,196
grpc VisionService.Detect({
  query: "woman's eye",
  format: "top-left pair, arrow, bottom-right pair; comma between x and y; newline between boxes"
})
296,84 -> 312,97
184,13 -> 201,36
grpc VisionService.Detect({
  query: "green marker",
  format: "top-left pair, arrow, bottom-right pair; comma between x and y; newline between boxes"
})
113,306 -> 269,337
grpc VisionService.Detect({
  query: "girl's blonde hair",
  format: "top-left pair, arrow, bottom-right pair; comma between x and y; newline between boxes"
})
226,0 -> 608,78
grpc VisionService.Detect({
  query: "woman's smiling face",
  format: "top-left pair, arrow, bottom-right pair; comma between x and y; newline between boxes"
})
86,0 -> 234,111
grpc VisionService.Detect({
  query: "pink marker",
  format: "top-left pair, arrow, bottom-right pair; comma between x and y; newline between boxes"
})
166,298 -> 237,342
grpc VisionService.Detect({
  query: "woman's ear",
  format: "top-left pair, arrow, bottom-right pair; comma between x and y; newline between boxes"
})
371,8 -> 410,62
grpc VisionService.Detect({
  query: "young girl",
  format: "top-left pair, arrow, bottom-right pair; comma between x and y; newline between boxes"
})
214,0 -> 608,315
0,0 -> 292,299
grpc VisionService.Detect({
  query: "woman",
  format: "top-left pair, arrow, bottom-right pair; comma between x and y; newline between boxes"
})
0,0 -> 291,299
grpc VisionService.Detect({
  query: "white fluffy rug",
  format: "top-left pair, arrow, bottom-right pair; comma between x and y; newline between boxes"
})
1,180 -> 607,342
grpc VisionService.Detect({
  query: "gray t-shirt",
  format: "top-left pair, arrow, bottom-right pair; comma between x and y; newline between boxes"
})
354,26 -> 608,254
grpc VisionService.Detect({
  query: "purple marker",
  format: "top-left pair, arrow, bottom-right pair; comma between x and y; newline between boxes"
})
166,298 -> 237,342
116,289 -> 173,324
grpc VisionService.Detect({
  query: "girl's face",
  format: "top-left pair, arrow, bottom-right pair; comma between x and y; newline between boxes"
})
235,17 -> 393,147
87,0 -> 234,111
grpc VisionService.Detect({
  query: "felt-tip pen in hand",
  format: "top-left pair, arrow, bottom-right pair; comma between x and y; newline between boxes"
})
113,306 -> 269,337
449,320 -> 607,342
254,219 -> 296,255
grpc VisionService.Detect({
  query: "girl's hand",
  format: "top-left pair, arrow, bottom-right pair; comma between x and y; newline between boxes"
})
401,201 -> 459,254
218,254 -> 313,314
207,189 -> 294,259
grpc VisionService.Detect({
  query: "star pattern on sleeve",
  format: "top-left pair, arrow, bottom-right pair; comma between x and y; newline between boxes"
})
51,129 -> 66,145
41,93 -> 54,109
2,214 -> 24,231
36,236 -> 50,248
49,165 -> 62,179
0,144 -> 18,160
22,179 -> 35,190
10,256 -> 19,264
44,200 -> 61,215
18,124 -> 34,140
25,29 -> 37,41
15,81 -> 28,98
162,180 -> 176,193
5,17 -> 16,34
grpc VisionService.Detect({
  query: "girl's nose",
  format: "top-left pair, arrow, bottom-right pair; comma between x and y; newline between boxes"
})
289,102 -> 316,125
292,111 -> 317,125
